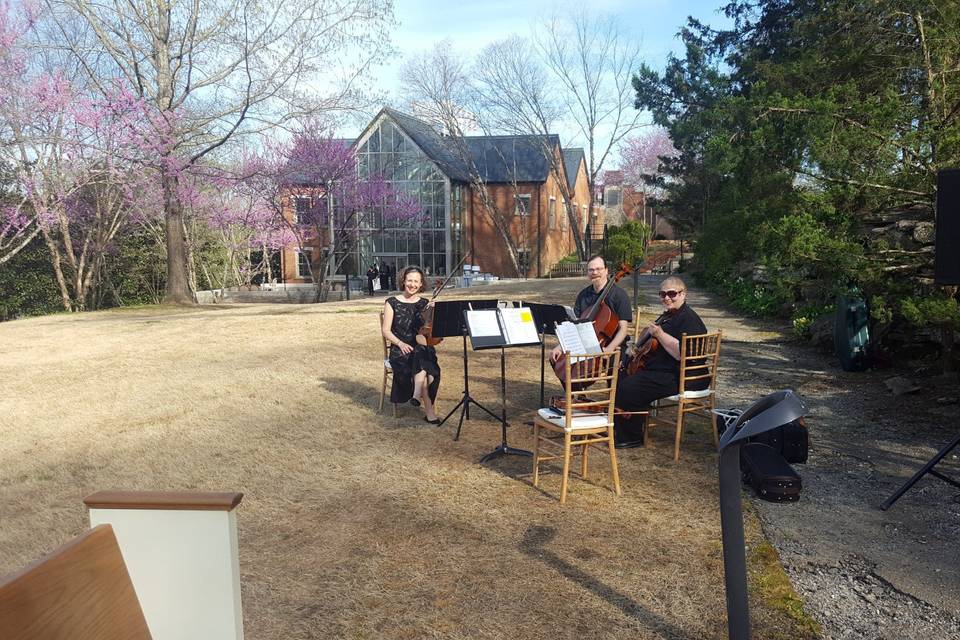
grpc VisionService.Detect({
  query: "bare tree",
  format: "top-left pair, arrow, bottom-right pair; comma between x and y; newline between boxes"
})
471,36 -> 588,260
45,0 -> 395,303
400,42 -> 531,277
537,12 -> 645,241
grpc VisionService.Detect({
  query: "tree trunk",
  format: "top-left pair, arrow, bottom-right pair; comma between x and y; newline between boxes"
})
162,172 -> 194,304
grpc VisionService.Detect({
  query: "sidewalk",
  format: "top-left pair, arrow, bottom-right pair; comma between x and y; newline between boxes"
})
630,275 -> 960,639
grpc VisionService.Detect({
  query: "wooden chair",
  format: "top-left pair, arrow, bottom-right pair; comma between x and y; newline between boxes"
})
0,525 -> 152,640
646,330 -> 723,462
378,311 -> 397,416
533,351 -> 622,504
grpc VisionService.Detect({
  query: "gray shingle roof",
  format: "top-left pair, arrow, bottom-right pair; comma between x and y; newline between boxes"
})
463,135 -> 559,183
377,108 -> 561,184
381,108 -> 471,181
562,148 -> 584,191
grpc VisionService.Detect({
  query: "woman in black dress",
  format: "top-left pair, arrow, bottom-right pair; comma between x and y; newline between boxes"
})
381,266 -> 441,422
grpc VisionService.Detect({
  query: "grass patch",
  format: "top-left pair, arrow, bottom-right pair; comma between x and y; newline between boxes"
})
750,541 -> 822,639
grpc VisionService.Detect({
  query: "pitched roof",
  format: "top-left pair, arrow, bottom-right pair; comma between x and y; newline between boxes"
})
463,135 -> 560,183
381,108 -> 471,181
373,108 -> 561,184
562,148 -> 584,191
602,169 -> 625,187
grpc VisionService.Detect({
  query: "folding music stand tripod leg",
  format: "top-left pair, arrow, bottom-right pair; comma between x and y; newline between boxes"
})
880,430 -> 960,510
479,346 -> 532,463
440,327 -> 502,439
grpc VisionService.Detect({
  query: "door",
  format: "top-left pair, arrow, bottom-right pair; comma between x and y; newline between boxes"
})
375,255 -> 406,291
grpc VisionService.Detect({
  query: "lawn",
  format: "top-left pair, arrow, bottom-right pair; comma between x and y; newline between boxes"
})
0,279 -> 814,639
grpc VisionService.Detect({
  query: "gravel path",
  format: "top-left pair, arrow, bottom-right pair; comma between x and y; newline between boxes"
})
635,275 -> 960,639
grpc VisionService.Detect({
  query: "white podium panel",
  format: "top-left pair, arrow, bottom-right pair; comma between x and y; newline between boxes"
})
85,491 -> 244,640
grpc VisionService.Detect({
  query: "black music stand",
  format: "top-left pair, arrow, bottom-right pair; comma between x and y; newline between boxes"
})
880,431 -> 960,510
524,303 -> 573,406
435,300 -> 500,433
463,306 -> 539,463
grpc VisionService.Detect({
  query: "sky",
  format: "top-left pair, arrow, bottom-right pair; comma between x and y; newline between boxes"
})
356,0 -> 734,166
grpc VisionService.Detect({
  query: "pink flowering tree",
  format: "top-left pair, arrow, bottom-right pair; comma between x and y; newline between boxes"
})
619,127 -> 678,200
243,129 -> 420,295
0,2 -> 163,310
198,171 -> 294,289
0,1 -> 42,265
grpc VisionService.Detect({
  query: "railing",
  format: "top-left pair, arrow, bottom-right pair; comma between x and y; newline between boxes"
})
548,262 -> 588,278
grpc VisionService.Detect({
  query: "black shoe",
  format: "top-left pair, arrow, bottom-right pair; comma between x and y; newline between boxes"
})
409,398 -> 421,407
424,416 -> 441,425
614,439 -> 644,449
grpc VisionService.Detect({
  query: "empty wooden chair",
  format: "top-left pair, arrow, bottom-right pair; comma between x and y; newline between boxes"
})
532,351 -> 622,504
646,330 -> 723,462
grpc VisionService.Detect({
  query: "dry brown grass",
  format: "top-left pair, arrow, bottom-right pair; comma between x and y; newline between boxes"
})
0,279 -> 813,639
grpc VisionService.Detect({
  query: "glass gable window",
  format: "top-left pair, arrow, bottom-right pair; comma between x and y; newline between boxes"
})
355,118 -> 449,275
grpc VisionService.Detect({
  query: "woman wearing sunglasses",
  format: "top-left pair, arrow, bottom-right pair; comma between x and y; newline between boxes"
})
613,276 -> 708,448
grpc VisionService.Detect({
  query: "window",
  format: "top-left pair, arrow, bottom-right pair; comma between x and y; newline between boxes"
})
296,251 -> 312,278
514,194 -> 531,216
549,197 -> 557,230
561,199 -> 568,230
517,248 -> 531,274
605,187 -> 621,207
582,205 -> 588,228
294,196 -> 312,224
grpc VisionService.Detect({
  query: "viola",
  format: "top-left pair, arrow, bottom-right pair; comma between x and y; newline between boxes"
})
419,254 -> 470,346
553,263 -> 631,387
625,311 -> 671,375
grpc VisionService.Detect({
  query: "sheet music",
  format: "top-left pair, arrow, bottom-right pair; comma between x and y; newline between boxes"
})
466,309 -> 502,337
499,307 -> 540,345
556,321 -> 602,362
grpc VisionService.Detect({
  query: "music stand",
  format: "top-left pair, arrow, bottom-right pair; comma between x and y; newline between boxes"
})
435,300 -> 500,433
880,431 -> 960,510
462,306 -> 539,463
524,303 -> 573,406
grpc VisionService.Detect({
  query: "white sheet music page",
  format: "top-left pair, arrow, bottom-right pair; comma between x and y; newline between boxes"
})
466,309 -> 502,337
500,307 -> 540,345
576,323 -> 603,354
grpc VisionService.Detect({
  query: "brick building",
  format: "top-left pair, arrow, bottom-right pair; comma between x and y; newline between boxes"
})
279,107 -> 598,282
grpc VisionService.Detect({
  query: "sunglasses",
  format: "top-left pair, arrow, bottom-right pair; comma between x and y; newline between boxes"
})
659,289 -> 684,299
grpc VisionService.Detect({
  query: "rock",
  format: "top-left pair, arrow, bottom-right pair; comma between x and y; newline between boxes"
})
808,313 -> 834,349
885,376 -> 921,395
914,221 -> 935,244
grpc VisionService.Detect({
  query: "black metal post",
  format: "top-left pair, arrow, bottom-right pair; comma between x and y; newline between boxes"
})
478,347 -> 532,463
719,443 -> 750,640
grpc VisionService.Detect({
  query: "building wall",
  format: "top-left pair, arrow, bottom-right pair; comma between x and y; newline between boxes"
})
278,186 -> 327,284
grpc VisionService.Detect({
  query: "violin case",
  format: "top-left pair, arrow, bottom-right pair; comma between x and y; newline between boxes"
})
740,443 -> 802,503
719,410 -> 809,464
747,416 -> 809,464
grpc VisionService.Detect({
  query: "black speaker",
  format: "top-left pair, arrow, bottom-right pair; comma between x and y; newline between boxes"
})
935,168 -> 960,285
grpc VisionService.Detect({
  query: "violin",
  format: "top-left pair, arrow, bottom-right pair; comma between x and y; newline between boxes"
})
625,311 -> 671,375
553,263 -> 631,387
419,254 -> 470,346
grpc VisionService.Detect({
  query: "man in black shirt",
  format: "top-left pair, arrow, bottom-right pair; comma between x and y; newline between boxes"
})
615,275 -> 708,447
549,255 -> 633,365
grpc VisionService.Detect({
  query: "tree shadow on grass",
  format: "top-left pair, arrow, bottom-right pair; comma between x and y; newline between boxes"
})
519,525 -> 700,640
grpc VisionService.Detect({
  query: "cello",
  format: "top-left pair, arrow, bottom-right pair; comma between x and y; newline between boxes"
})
418,254 -> 470,346
552,263 -> 632,387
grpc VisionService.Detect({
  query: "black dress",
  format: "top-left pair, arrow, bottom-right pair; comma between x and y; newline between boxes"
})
387,296 -> 441,404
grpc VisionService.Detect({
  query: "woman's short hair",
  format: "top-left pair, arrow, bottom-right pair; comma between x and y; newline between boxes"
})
660,276 -> 686,291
